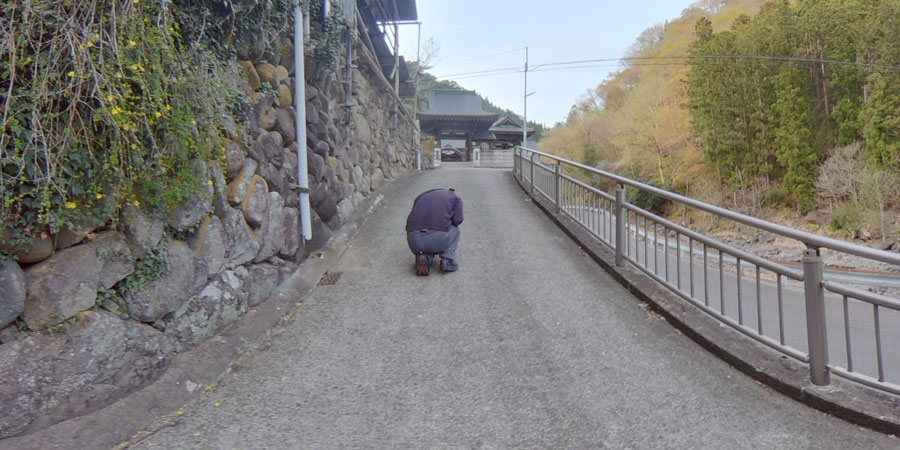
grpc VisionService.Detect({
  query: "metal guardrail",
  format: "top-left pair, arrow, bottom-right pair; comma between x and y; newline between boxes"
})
514,146 -> 900,396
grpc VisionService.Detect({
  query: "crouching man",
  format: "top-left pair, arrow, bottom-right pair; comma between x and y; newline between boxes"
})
406,188 -> 463,276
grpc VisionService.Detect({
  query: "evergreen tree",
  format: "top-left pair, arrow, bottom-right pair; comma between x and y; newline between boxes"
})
773,69 -> 818,212
860,72 -> 900,169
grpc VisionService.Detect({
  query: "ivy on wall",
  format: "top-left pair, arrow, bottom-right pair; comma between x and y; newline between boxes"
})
0,0 -> 351,264
0,0 -> 239,263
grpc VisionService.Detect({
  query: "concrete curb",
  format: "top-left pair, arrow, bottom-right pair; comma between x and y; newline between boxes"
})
513,172 -> 900,436
0,170 -> 421,450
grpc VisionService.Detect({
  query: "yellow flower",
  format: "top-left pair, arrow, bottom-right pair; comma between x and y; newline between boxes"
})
96,193 -> 105,199
131,200 -> 140,207
116,72 -> 124,78
68,70 -> 76,77
107,94 -> 115,102
213,402 -> 221,407
155,111 -> 162,118
65,201 -> 77,209
111,107 -> 122,115
207,179 -> 213,186
135,0 -> 140,4
129,40 -> 138,47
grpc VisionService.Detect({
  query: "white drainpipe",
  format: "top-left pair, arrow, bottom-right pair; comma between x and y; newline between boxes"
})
294,6 -> 312,241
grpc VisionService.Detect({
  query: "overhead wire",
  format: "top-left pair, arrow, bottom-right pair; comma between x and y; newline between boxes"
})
437,47 -> 527,67
437,54 -> 900,81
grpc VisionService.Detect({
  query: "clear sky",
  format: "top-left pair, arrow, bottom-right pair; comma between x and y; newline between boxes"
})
398,1 -> 697,126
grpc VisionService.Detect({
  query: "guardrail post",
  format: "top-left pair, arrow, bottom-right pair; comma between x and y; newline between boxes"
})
615,184 -> 625,266
530,151 -> 536,195
554,163 -> 562,211
803,247 -> 830,386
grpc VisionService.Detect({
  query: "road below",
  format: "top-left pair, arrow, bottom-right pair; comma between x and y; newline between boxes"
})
132,167 -> 896,449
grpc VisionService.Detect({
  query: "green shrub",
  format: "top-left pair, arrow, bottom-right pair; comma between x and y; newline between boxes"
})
627,182 -> 668,213
0,0 -> 235,263
830,204 -> 862,236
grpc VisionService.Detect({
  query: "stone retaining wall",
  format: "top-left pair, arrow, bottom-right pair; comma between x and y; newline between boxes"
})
0,29 -> 420,439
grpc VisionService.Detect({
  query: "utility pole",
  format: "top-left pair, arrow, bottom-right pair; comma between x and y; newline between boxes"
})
522,46 -> 528,148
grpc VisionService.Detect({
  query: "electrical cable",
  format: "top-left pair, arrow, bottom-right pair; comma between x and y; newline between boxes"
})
439,54 -> 900,81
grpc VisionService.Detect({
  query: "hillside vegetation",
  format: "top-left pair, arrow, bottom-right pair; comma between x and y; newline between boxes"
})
0,0 -> 305,261
541,0 -> 900,243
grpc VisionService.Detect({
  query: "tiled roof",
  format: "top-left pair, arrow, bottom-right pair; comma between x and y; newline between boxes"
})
490,114 -> 533,133
420,90 -> 497,117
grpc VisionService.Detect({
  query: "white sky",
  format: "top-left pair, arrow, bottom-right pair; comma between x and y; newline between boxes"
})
398,1 -> 697,126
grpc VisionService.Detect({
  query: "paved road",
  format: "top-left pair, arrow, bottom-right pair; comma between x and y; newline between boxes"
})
133,167 -> 897,449
558,202 -> 900,383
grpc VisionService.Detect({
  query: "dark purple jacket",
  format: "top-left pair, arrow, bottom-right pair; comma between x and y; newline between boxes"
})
406,189 -> 464,232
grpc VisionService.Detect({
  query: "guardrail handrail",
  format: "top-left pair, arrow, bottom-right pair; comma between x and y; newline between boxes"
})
519,146 -> 900,266
514,145 -> 900,396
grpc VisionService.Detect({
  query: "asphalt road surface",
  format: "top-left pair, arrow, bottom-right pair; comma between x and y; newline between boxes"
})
132,167 -> 897,449
558,202 -> 900,384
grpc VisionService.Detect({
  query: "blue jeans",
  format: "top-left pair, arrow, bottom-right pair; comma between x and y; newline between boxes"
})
407,226 -> 460,263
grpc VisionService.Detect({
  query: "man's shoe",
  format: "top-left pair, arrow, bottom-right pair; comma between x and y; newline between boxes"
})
440,257 -> 458,272
416,253 -> 431,276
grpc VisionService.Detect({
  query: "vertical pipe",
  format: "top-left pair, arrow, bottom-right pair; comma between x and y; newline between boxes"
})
414,23 -> 421,170
778,275 -> 785,345
843,295 -> 853,372
530,152 -> 535,194
737,257 -> 743,325
634,213 -> 639,264
294,6 -> 312,241
874,305 -> 884,382
393,22 -> 399,96
756,265 -> 762,334
624,210 -> 630,258
615,184 -> 625,267
414,22 -> 421,119
554,163 -> 561,212
719,251 -> 725,314
703,244 -> 709,306
664,227 -> 669,281
803,248 -> 831,386
643,216 -> 648,266
653,222 -> 658,274
689,238 -> 694,297
676,233 -> 681,290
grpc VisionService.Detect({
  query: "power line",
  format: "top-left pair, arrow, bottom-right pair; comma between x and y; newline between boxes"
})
457,0 -> 519,50
438,54 -> 900,81
436,66 -> 522,78
536,55 -> 900,71
436,47 -> 526,67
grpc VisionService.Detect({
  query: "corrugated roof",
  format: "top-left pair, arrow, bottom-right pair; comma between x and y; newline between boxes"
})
364,0 -> 418,22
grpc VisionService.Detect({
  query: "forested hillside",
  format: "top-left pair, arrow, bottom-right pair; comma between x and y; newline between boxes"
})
542,0 -> 900,243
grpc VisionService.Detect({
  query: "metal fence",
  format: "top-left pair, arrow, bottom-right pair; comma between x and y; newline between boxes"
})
514,147 -> 900,396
